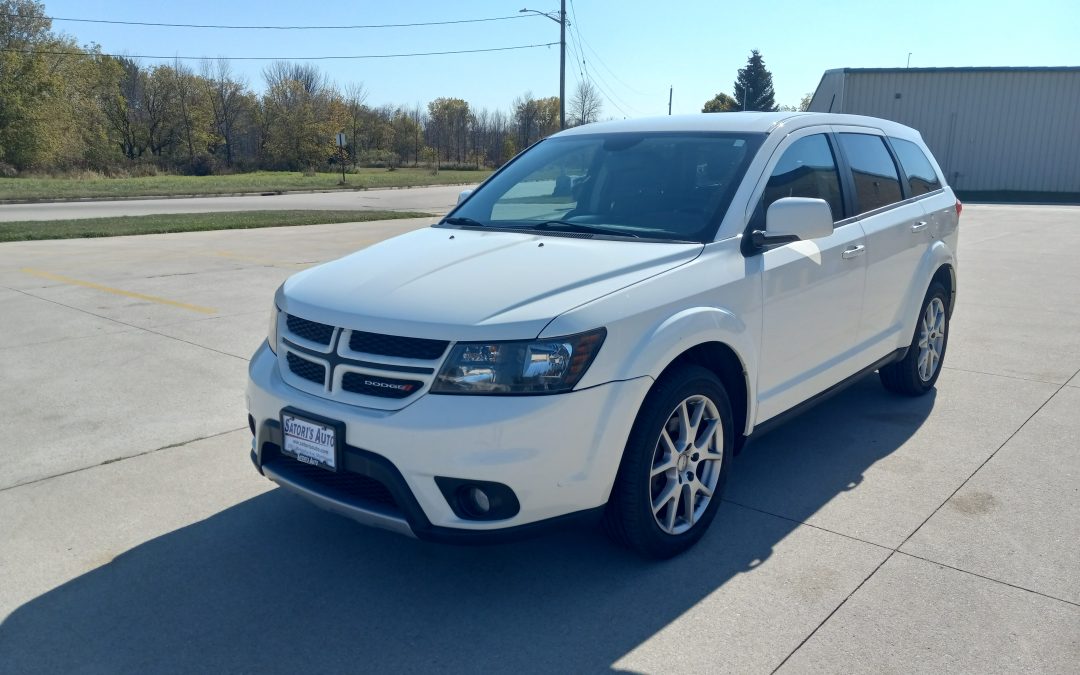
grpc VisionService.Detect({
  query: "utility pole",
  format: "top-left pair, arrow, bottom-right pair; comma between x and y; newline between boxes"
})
560,0 -> 566,129
521,3 -> 567,129
668,86 -> 673,115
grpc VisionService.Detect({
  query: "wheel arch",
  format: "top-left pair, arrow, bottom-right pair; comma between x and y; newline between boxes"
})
658,342 -> 752,452
898,242 -> 956,344
932,262 -> 956,317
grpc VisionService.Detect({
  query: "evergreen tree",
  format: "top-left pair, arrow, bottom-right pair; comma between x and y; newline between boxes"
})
733,50 -> 778,112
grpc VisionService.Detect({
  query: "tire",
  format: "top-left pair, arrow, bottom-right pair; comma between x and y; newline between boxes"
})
604,365 -> 734,559
879,281 -> 950,396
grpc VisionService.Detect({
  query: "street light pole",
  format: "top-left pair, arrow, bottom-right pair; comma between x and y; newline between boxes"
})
559,0 -> 566,129
521,4 -> 567,129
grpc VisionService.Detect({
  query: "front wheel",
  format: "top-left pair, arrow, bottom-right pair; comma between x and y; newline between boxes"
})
880,282 -> 950,396
604,365 -> 734,559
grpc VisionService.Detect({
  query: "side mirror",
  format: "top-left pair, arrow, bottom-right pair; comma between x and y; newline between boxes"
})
753,197 -> 834,247
457,189 -> 473,205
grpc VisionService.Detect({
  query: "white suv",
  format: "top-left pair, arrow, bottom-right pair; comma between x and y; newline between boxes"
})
246,112 -> 959,558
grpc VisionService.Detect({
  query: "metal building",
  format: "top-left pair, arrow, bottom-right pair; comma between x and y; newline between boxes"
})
808,67 -> 1080,198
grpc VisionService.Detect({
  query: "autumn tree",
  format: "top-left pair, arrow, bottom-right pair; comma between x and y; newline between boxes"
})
261,61 -> 344,171
0,0 -> 111,170
513,93 -> 561,148
342,83 -> 368,167
202,59 -> 250,168
101,57 -> 149,160
427,97 -> 471,165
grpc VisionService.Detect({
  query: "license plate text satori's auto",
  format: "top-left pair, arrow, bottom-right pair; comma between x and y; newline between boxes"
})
281,412 -> 338,471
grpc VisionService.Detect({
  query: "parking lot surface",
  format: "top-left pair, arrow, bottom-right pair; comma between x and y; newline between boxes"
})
1,204 -> 1077,672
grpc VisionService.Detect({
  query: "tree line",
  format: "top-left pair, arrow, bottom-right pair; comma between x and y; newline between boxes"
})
0,0 -> 604,176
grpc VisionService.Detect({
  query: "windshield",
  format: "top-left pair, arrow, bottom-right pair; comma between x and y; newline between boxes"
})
445,131 -> 765,243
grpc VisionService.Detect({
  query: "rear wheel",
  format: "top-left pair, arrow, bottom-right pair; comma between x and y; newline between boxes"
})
880,282 -> 950,396
604,365 -> 734,559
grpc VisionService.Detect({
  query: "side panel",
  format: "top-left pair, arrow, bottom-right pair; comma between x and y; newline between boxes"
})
756,223 -> 869,423
543,239 -> 761,435
894,239 -> 957,352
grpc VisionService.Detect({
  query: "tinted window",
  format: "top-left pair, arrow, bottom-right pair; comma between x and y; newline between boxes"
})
452,132 -> 765,242
838,133 -> 903,214
760,134 -> 843,222
890,137 -> 942,196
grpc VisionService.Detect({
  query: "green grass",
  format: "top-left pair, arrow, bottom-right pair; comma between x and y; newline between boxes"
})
0,210 -> 431,242
0,168 -> 492,202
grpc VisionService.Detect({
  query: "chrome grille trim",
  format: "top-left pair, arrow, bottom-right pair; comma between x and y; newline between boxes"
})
278,314 -> 449,410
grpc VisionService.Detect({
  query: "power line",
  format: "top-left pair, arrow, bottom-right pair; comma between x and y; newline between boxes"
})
0,11 -> 539,31
0,42 -> 559,61
568,0 -> 589,83
565,31 -> 585,82
571,18 -> 652,98
565,31 -> 635,116
563,5 -> 643,116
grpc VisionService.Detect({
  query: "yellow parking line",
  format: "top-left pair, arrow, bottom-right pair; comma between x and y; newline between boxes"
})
20,268 -> 217,314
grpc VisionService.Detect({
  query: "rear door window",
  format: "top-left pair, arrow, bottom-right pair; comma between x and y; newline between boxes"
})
889,137 -> 943,196
838,133 -> 903,214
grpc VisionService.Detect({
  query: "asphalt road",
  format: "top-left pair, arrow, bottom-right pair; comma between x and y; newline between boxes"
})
0,183 -> 472,222
0,205 -> 1077,672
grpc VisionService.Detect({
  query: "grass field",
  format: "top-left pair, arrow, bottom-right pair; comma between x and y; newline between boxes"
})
0,168 -> 492,202
0,210 -> 431,242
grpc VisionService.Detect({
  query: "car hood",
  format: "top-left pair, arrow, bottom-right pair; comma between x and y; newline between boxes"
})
280,226 -> 703,341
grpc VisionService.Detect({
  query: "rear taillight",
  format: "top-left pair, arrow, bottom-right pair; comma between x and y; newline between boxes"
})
955,199 -> 963,217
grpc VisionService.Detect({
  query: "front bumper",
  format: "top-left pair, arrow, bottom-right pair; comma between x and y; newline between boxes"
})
246,342 -> 652,539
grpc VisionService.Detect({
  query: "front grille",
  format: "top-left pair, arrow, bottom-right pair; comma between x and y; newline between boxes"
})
286,314 -> 334,345
341,372 -> 423,399
286,352 -> 326,385
349,331 -> 449,360
270,453 -> 398,510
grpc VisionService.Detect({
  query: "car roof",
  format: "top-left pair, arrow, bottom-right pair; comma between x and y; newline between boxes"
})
554,112 -> 921,141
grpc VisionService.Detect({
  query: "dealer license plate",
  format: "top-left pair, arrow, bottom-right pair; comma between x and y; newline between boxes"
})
281,411 -> 339,471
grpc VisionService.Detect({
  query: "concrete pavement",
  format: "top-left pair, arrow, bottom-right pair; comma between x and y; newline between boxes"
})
0,206 -> 1077,672
0,183 -> 472,222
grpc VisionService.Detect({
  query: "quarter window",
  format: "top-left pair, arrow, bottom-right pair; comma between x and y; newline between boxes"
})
890,137 -> 942,196
760,134 -> 844,222
838,133 -> 903,214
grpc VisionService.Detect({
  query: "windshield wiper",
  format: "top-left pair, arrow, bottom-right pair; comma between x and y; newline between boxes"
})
530,220 -> 640,238
441,216 -> 488,228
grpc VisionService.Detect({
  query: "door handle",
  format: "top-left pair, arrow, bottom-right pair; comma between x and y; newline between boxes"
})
911,221 -> 928,232
842,244 -> 866,259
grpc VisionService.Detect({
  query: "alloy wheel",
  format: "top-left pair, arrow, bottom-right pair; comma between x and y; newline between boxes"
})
918,297 -> 946,381
649,395 -> 724,535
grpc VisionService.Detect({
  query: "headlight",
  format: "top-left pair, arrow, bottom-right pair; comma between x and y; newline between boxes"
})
267,300 -> 280,354
431,328 -> 606,395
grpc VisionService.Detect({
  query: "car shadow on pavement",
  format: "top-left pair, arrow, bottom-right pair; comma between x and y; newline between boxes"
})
0,376 -> 934,672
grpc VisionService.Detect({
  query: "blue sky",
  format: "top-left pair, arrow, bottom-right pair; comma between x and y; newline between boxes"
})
41,0 -> 1080,116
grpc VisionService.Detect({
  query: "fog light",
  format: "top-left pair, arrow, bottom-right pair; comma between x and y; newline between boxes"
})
434,477 -> 520,521
468,486 -> 491,514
